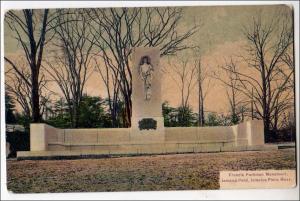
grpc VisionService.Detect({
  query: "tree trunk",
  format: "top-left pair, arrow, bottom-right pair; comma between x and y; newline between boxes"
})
31,69 -> 41,122
124,98 -> 132,127
264,116 -> 271,143
201,101 -> 205,126
198,80 -> 202,127
198,83 -> 205,127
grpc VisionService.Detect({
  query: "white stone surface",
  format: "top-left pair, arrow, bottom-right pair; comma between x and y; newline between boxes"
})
30,124 -> 47,151
131,47 -> 165,140
28,119 -> 267,153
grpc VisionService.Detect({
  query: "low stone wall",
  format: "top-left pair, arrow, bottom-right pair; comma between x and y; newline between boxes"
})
29,120 -> 265,153
17,120 -> 277,159
165,126 -> 235,143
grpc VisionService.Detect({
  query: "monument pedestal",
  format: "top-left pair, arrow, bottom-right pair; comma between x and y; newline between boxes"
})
130,47 -> 165,143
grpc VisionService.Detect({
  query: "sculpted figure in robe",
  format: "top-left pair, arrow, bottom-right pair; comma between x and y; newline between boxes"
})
139,56 -> 154,100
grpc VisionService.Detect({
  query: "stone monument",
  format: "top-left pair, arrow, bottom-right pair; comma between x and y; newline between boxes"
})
130,47 -> 165,142
17,47 -> 276,160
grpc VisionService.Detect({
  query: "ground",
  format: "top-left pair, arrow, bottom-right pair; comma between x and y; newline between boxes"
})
6,148 -> 296,193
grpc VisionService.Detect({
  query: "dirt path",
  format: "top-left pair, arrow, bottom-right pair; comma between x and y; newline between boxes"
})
6,149 -> 296,193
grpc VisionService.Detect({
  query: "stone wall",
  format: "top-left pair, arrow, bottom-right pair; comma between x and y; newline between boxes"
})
29,120 -> 265,153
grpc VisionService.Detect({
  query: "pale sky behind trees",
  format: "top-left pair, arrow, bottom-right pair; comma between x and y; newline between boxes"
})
4,4 -> 293,115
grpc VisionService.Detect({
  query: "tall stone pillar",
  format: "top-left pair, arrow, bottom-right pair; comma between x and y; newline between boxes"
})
130,47 -> 165,143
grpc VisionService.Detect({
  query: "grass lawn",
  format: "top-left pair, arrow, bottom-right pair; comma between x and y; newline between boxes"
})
6,148 -> 296,193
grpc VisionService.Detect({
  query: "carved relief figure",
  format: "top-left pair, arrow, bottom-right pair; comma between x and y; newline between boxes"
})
139,56 -> 154,100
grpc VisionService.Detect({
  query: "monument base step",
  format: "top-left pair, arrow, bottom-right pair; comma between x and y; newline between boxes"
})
17,144 -> 278,160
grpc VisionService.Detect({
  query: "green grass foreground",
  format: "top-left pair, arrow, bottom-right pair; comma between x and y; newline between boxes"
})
7,149 -> 296,193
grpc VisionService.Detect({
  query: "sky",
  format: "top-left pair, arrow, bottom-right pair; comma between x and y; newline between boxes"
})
4,4 -> 293,115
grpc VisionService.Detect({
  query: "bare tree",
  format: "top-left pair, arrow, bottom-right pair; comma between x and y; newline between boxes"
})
6,70 -> 31,119
94,57 -> 121,127
193,53 -> 211,126
4,9 -> 62,122
85,7 -> 198,127
222,10 -> 294,139
5,58 -> 51,121
215,57 -> 250,124
279,46 -> 295,90
44,9 -> 96,128
166,55 -> 197,111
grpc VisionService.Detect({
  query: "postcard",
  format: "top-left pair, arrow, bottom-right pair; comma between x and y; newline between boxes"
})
1,1 -> 298,200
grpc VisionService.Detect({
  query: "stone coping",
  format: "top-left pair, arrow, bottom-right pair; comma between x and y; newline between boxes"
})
48,139 -> 246,146
57,126 -> 235,131
17,144 -> 278,160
